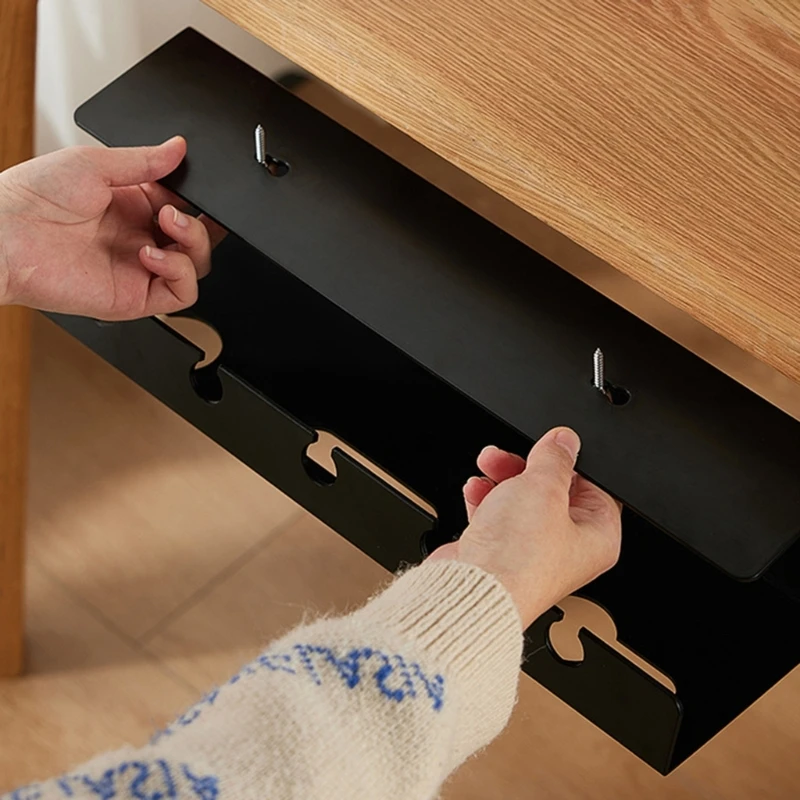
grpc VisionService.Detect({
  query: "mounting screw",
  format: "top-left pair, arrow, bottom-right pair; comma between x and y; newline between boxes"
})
593,348 -> 609,398
253,123 -> 290,177
591,348 -> 631,406
254,124 -> 266,166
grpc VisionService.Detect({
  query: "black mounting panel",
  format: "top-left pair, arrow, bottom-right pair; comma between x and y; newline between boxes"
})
59,29 -> 800,772
72,28 -> 800,582
49,235 -> 800,774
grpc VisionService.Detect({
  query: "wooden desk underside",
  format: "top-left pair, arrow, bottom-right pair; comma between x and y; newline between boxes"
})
203,0 -> 800,383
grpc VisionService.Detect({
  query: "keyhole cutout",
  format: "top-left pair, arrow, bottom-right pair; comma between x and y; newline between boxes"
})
304,430 -> 435,511
592,379 -> 631,406
265,157 -> 290,177
602,381 -> 632,406
159,315 -> 224,403
548,596 -> 676,693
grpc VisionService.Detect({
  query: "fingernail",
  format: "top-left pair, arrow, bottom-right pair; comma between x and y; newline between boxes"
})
145,245 -> 165,260
172,206 -> 189,228
554,428 -> 581,461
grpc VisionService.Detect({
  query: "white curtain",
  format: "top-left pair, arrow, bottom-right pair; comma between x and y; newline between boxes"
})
36,0 -> 291,153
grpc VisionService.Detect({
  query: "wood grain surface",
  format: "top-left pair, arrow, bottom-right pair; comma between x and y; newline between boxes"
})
202,0 -> 800,382
0,0 -> 36,677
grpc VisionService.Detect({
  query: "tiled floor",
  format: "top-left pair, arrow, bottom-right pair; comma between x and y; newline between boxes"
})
1,316 -> 799,797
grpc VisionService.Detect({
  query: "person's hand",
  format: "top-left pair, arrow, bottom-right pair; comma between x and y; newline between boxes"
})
428,427 -> 621,627
0,136 -> 225,319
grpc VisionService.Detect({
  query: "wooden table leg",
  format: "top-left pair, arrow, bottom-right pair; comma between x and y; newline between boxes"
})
0,0 -> 36,678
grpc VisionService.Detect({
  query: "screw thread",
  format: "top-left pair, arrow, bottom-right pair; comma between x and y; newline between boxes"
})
593,348 -> 605,392
254,124 -> 266,165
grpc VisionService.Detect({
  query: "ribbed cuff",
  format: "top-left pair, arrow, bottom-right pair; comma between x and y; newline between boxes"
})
360,560 -> 524,765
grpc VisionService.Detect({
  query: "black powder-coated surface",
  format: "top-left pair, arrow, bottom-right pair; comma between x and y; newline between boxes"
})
74,28 -> 800,579
49,234 -> 800,773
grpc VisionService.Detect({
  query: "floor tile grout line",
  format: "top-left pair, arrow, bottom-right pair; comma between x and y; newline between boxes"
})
137,507 -> 306,646
33,563 -> 201,698
29,506 -> 305,694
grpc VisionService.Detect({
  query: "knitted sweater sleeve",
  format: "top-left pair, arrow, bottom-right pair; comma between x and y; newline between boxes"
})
4,560 -> 524,800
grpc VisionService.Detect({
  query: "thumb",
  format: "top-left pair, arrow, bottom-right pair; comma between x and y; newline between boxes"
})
86,136 -> 187,187
524,426 -> 581,491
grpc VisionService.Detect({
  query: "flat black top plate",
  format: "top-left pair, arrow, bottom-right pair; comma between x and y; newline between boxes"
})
75,29 -> 800,580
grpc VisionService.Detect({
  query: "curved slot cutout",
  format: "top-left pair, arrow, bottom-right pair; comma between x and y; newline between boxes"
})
266,157 -> 290,177
590,378 -> 632,407
603,382 -> 632,406
159,315 -> 224,403
549,596 -> 676,693
160,315 -> 223,366
304,430 -> 436,517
